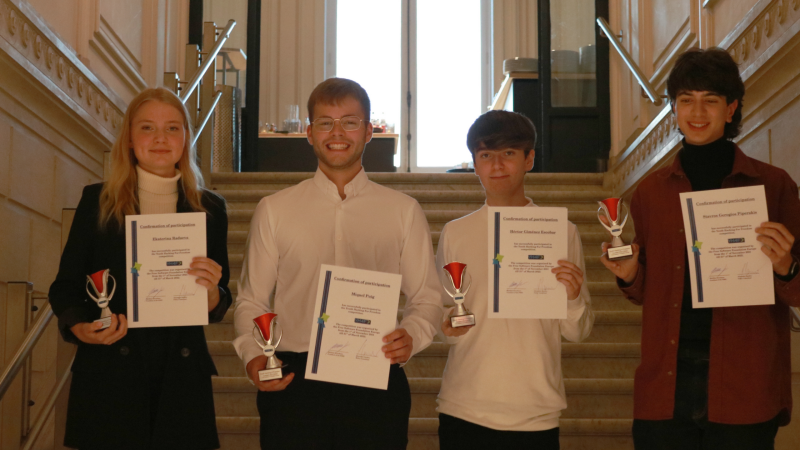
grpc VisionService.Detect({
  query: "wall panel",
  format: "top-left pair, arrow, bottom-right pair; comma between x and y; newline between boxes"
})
712,0 -> 761,44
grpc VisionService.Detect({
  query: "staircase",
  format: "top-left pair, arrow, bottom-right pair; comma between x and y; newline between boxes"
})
206,172 -> 639,450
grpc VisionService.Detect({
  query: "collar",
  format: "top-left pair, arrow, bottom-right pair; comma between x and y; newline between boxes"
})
663,144 -> 760,179
313,167 -> 370,201
136,165 -> 181,195
482,197 -> 536,208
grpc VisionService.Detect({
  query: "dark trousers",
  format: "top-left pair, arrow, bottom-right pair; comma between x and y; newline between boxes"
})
256,351 -> 411,450
632,357 -> 780,450
438,413 -> 560,450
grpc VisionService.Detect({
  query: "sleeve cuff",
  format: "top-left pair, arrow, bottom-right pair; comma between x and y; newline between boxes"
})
208,286 -> 231,323
57,306 -> 90,344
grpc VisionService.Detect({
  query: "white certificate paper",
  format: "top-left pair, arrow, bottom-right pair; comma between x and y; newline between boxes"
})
680,186 -> 774,308
487,207 -> 568,319
125,213 -> 209,328
305,265 -> 401,390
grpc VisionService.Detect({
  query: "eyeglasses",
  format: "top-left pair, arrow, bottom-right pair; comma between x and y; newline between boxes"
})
311,116 -> 365,132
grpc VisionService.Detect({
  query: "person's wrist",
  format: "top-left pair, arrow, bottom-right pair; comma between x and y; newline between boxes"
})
776,257 -> 798,281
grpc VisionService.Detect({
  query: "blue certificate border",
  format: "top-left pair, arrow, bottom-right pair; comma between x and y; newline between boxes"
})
131,220 -> 139,321
493,212 -> 500,313
311,270 -> 333,374
686,198 -> 704,303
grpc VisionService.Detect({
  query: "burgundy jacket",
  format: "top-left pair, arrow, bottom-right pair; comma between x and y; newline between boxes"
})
619,146 -> 800,425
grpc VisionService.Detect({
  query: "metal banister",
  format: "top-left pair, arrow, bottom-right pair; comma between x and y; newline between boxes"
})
193,90 -> 223,148
596,17 -> 664,106
0,303 -> 54,401
180,19 -> 236,104
20,352 -> 76,450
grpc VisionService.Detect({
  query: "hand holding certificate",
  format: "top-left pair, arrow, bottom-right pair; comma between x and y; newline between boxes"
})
305,265 -> 401,390
488,207 -> 569,319
125,212 -> 209,327
680,186 -> 774,308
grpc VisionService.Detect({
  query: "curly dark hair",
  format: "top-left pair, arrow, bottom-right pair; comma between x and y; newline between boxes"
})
666,47 -> 745,140
466,110 -> 537,159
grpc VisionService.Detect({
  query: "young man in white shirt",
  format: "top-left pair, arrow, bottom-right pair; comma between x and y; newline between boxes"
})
233,78 -> 442,449
436,110 -> 594,449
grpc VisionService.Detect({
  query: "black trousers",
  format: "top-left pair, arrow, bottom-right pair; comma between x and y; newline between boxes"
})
632,357 -> 780,450
256,351 -> 411,450
438,413 -> 560,450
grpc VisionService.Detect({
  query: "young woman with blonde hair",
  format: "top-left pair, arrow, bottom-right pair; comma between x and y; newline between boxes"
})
49,87 -> 230,450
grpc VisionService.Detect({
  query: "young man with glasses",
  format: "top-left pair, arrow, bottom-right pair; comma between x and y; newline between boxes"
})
233,77 -> 442,449
601,48 -> 800,449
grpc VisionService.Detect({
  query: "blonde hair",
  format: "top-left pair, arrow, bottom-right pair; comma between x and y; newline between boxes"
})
99,88 -> 206,229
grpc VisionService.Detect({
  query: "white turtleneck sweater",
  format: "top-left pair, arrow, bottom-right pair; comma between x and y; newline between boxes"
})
136,166 -> 181,214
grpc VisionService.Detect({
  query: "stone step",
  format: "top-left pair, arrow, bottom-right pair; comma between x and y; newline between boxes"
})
216,416 -> 633,450
211,172 -> 606,188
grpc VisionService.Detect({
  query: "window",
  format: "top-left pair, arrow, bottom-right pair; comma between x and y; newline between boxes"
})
332,0 -> 491,172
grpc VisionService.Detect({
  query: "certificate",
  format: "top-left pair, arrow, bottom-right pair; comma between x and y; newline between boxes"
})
125,212 -> 209,328
305,265 -> 401,390
488,207 -> 568,319
679,186 -> 774,308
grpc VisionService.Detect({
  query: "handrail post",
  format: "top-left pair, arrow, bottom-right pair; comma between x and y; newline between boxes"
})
0,282 -> 32,450
198,21 -> 218,183
185,44 -> 201,128
163,72 -> 180,94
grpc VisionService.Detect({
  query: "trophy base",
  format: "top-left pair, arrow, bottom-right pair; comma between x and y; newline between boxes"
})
608,245 -> 634,261
94,316 -> 112,330
258,367 -> 284,382
450,314 -> 476,328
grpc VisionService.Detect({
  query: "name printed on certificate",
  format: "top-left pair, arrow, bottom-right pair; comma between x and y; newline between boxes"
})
679,185 -> 774,308
125,212 -> 209,328
305,265 -> 401,390
488,207 -> 568,319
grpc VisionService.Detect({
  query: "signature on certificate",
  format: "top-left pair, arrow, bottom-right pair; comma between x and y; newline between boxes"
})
326,341 -> 350,354
356,339 -> 379,358
710,265 -> 728,277
740,262 -> 763,275
533,278 -> 557,295
178,284 -> 198,296
146,288 -> 165,300
507,280 -> 527,290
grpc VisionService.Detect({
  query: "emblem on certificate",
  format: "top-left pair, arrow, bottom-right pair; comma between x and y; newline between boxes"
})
86,269 -> 116,330
253,313 -> 287,381
598,198 -> 634,261
442,262 -> 475,328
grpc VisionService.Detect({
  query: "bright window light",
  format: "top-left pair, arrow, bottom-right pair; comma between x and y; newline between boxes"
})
336,0 -> 402,166
416,0 -> 482,168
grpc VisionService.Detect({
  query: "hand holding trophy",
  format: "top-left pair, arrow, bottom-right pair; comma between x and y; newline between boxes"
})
442,262 -> 475,328
253,313 -> 288,381
598,198 -> 634,261
86,269 -> 116,330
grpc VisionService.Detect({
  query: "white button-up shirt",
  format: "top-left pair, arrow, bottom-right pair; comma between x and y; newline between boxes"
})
233,168 -> 443,368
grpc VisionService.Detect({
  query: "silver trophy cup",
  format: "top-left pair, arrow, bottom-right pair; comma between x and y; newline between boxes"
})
86,269 -> 116,330
598,198 -> 634,261
253,313 -> 288,381
442,262 -> 475,328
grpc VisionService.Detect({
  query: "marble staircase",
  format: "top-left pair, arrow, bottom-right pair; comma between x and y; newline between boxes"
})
206,172 -> 638,450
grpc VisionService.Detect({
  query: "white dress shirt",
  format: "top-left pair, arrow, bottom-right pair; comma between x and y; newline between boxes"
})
436,200 -> 594,431
233,168 -> 443,369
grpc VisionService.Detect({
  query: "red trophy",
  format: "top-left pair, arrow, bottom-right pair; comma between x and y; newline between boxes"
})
598,198 -> 633,261
253,313 -> 287,381
442,262 -> 475,328
86,269 -> 116,329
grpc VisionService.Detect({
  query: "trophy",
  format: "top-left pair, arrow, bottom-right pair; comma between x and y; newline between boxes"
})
442,262 -> 475,328
598,198 -> 634,261
253,313 -> 288,381
86,269 -> 116,329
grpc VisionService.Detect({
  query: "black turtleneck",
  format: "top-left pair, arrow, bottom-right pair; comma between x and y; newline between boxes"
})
678,137 -> 736,358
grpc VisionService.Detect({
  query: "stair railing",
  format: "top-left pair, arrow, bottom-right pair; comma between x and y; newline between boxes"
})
597,17 -> 666,106
0,299 -> 52,402
164,19 -> 237,182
